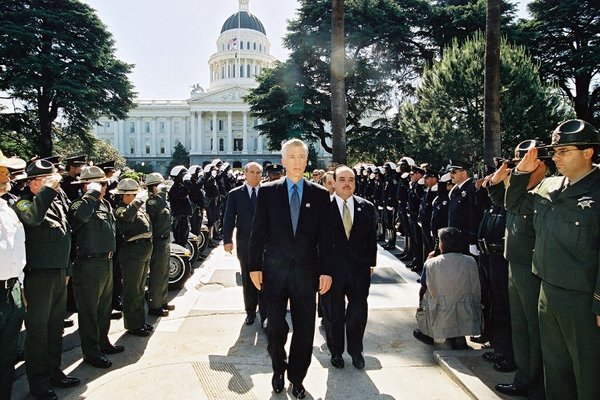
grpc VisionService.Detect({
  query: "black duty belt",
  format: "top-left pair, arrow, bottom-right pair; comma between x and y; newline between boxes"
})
82,251 -> 114,260
128,237 -> 151,244
1,277 -> 18,290
478,239 -> 504,256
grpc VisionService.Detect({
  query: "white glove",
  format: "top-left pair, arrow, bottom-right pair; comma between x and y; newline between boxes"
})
135,190 -> 148,202
211,170 -> 217,177
43,174 -> 61,189
469,244 -> 480,256
157,183 -> 168,192
87,182 -> 102,192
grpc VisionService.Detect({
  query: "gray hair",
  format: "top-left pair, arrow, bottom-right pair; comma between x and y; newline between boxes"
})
281,138 -> 308,159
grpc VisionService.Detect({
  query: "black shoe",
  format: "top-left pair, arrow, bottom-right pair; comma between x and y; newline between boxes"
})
482,351 -> 500,362
413,329 -> 434,345
376,235 -> 385,242
32,389 -> 58,400
50,376 -> 80,388
494,360 -> 518,373
101,344 -> 125,354
84,354 -> 112,369
244,314 -> 256,325
398,253 -> 413,261
351,354 -> 365,369
495,383 -> 528,397
63,319 -> 74,328
163,303 -> 175,311
291,383 -> 306,399
148,308 -> 169,317
383,242 -> 396,250
144,323 -> 154,332
127,328 -> 151,337
411,265 -> 423,274
271,373 -> 284,393
470,335 -> 489,344
110,311 -> 123,320
330,354 -> 344,368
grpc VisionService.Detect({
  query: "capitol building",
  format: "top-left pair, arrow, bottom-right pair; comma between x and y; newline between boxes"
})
92,0 -> 332,172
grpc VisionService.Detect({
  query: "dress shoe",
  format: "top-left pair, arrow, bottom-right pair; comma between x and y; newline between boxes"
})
413,329 -> 434,345
482,351 -> 500,362
291,383 -> 306,399
495,383 -> 528,397
32,389 -> 58,400
330,354 -> 344,368
351,354 -> 365,369
63,319 -> 74,328
470,334 -> 490,344
271,373 -> 284,393
411,265 -> 423,274
398,253 -> 413,261
144,323 -> 154,332
84,354 -> 112,369
162,303 -> 175,311
101,344 -> 125,354
50,376 -> 80,388
494,359 -> 518,373
383,242 -> 396,250
127,327 -> 151,337
244,314 -> 255,325
110,311 -> 123,320
376,235 -> 385,242
148,308 -> 169,317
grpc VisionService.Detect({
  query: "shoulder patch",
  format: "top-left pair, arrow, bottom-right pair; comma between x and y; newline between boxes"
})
70,200 -> 83,211
147,199 -> 156,206
16,200 -> 32,212
115,206 -> 127,217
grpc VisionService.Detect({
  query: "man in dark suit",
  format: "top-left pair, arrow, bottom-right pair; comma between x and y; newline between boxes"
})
249,139 -> 332,399
223,161 -> 265,326
322,166 -> 377,370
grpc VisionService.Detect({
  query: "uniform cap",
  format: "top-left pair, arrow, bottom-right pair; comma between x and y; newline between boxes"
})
0,150 -> 26,169
170,165 -> 188,177
410,165 -> 425,175
111,178 -> 140,194
424,167 -> 438,178
188,165 -> 201,175
439,171 -> 452,183
546,119 -> 599,148
72,166 -> 107,184
513,139 -> 552,161
384,161 -> 397,170
399,157 -> 416,167
96,160 -> 116,172
265,163 -> 283,173
447,159 -> 472,171
64,155 -> 86,167
42,155 -> 64,170
26,159 -> 56,179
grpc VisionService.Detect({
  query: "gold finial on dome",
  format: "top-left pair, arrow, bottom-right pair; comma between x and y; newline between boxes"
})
239,0 -> 249,12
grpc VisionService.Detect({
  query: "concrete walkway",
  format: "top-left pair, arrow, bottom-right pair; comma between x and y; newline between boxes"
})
11,242 -> 515,399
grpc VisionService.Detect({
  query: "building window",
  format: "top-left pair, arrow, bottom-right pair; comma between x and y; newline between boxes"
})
210,119 -> 213,131
210,138 -> 214,151
253,42 -> 257,50
145,141 -> 151,154
240,41 -> 244,50
240,65 -> 244,77
129,122 -> 135,133
233,65 -> 236,78
144,122 -> 150,133
130,139 -> 135,155
259,44 -> 262,52
219,138 -> 224,151
159,122 -> 165,133
221,66 -> 225,79
174,121 -> 180,134
253,137 -> 258,152
160,140 -> 165,154
234,138 -> 243,151
247,41 -> 250,50
247,65 -> 251,77
218,120 -> 224,131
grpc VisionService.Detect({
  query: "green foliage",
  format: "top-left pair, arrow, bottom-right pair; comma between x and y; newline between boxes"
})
397,33 -> 573,167
126,162 -> 153,175
118,168 -> 144,183
54,133 -> 126,168
166,142 -> 190,174
0,0 -> 136,156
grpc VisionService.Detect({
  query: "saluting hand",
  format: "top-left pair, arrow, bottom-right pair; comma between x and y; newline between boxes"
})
319,275 -> 332,295
516,148 -> 541,174
597,315 -> 600,328
489,162 -> 510,185
250,271 -> 262,290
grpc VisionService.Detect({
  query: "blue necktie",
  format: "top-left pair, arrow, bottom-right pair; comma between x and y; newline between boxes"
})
290,184 -> 300,235
251,187 -> 257,210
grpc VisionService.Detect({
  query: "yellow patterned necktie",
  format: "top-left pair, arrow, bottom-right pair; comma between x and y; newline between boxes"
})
342,200 -> 352,239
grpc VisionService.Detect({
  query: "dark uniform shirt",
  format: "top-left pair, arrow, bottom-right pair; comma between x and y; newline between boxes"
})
168,181 -> 192,216
114,199 -> 152,241
60,174 -> 82,202
146,190 -> 172,239
68,189 -> 116,255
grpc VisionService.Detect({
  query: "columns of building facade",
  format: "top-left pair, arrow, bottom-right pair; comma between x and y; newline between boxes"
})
191,112 -> 197,151
227,112 -> 233,154
242,112 -> 248,154
166,117 -> 172,156
118,120 -> 125,153
212,111 -> 218,155
152,117 -> 158,156
257,126 -> 263,154
113,123 -> 119,153
198,111 -> 204,153
135,119 -> 141,157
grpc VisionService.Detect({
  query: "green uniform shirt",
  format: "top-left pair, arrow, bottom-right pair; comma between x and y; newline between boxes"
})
506,168 -> 600,314
146,189 -> 172,238
114,198 -> 152,241
12,186 -> 71,270
68,189 -> 116,254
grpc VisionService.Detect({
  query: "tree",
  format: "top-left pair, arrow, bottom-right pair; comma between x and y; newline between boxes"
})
483,0 -> 502,165
397,34 -> 572,167
518,0 -> 600,123
166,142 -> 190,174
54,133 -> 126,168
331,0 -> 347,164
0,0 -> 135,157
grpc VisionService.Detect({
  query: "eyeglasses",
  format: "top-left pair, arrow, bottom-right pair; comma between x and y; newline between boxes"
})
450,169 -> 464,175
551,148 -> 582,158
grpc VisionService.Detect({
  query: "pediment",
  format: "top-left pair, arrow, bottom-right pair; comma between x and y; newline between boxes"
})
188,86 -> 250,105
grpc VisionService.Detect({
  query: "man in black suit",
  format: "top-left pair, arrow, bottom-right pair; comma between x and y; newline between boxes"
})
447,161 -> 482,255
249,139 -> 332,399
322,166 -> 377,370
223,162 -> 265,326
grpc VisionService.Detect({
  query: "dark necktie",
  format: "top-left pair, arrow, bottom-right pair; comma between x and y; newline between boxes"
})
290,184 -> 300,235
251,187 -> 257,210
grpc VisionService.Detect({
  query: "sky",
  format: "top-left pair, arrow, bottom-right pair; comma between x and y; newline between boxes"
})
82,0 -> 531,101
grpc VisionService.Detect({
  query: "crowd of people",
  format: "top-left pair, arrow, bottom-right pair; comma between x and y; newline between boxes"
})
1,118 -> 599,400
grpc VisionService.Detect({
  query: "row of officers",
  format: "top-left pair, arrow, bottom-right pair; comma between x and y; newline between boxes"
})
0,153 -> 177,400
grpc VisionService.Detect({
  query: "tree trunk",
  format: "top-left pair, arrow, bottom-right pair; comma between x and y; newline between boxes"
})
483,0 -> 501,167
37,91 -> 55,157
331,0 -> 347,165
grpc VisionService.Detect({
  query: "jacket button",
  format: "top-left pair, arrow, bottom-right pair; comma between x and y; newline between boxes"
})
575,221 -> 580,226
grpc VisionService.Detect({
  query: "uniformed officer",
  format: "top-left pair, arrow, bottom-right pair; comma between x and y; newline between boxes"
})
505,120 -> 600,400
382,162 -> 398,250
430,170 -> 452,255
68,166 -> 123,369
168,165 -> 192,246
405,165 -> 425,272
13,160 -> 80,400
487,140 -> 550,399
265,163 -> 284,182
60,155 -> 86,202
395,157 -> 415,260
418,167 -> 439,257
0,151 -> 26,400
144,173 -> 174,317
188,165 -> 206,236
112,179 -> 154,337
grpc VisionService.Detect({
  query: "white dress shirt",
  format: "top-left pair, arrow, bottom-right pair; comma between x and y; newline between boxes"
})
0,197 -> 26,283
245,183 -> 259,198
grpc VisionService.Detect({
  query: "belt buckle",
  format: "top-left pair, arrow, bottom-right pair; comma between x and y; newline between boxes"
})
107,251 -> 114,259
